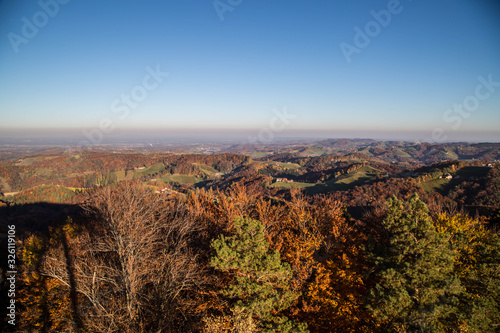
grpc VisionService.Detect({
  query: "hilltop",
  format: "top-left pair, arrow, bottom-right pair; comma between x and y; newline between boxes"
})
1,139 -> 499,223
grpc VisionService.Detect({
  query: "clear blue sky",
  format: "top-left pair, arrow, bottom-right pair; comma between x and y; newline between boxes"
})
0,0 -> 499,142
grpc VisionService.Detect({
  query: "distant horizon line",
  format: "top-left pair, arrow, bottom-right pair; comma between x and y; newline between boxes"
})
1,128 -> 500,146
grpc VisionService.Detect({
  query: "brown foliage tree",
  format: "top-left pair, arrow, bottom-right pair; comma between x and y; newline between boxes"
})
37,182 -> 202,332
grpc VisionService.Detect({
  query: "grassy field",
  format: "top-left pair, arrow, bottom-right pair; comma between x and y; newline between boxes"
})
160,174 -> 202,185
320,165 -> 384,191
275,162 -> 301,169
136,163 -> 166,176
15,157 -> 40,166
420,178 -> 450,192
113,163 -> 166,181
263,161 -> 301,169
357,148 -> 374,156
194,163 -> 219,174
114,170 -> 135,181
393,149 -> 412,158
249,152 -> 271,158
269,181 -> 315,189
268,164 -> 385,194
300,147 -> 327,157
444,149 -> 459,159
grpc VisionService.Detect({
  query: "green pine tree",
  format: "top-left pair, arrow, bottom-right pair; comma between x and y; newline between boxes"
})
441,216 -> 500,332
462,234 -> 500,332
366,194 -> 463,332
210,217 -> 308,332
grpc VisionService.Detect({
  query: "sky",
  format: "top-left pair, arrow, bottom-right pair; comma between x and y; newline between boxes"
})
0,0 -> 499,143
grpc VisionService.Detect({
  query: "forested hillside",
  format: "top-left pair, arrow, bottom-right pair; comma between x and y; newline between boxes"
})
0,143 -> 499,332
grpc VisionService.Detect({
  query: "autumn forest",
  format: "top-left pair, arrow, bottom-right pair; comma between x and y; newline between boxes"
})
0,140 -> 499,332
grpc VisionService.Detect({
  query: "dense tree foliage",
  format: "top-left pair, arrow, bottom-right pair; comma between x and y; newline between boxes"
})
434,213 -> 500,332
1,147 -> 499,332
209,217 -> 307,332
365,195 -> 462,332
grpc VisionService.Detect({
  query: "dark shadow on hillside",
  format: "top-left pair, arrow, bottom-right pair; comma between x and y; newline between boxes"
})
436,166 -> 490,196
0,202 -> 86,331
305,174 -> 380,195
194,179 -> 212,189
0,202 -> 86,235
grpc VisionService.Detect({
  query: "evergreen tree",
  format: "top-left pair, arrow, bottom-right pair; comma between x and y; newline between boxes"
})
210,217 -> 308,332
458,229 -> 500,332
434,213 -> 500,332
366,194 -> 462,332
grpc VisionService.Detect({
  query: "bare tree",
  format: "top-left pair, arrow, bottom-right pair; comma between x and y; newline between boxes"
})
41,181 -> 202,332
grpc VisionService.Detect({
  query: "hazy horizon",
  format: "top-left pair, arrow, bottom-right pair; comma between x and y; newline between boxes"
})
1,127 -> 500,146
